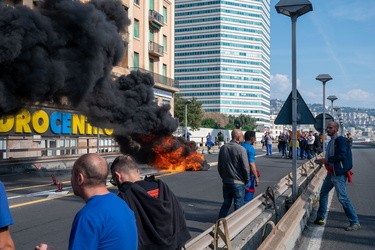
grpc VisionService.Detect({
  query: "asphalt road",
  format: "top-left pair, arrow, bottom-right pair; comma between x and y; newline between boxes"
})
2,145 -> 373,249
295,144 -> 375,250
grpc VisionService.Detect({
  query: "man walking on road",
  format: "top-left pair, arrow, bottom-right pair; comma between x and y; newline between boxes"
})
315,122 -> 360,231
218,129 -> 250,218
110,155 -> 191,250
241,131 -> 260,204
35,153 -> 138,250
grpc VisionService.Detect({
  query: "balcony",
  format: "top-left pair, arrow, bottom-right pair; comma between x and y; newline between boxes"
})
130,67 -> 179,89
149,41 -> 164,57
149,9 -> 164,29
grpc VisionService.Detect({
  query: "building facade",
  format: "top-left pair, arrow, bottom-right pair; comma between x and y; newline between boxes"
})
175,0 -> 271,126
113,0 -> 179,113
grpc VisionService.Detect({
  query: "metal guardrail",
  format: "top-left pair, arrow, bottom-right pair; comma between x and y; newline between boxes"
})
186,158 -> 322,249
258,166 -> 326,249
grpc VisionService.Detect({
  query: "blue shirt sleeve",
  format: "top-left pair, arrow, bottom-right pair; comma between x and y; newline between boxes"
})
0,181 -> 14,228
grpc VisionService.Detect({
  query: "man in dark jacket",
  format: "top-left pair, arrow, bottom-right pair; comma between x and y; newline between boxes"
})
315,122 -> 360,231
217,129 -> 250,218
110,155 -> 191,250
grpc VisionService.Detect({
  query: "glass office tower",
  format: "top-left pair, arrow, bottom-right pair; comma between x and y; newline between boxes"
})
175,0 -> 271,126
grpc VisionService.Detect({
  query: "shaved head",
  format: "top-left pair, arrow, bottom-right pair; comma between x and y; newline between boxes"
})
73,154 -> 108,186
231,129 -> 242,140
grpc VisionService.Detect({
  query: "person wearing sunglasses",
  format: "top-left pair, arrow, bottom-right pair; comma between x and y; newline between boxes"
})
110,155 -> 190,250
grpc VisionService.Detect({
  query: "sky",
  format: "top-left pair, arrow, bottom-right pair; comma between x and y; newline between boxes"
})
270,0 -> 375,109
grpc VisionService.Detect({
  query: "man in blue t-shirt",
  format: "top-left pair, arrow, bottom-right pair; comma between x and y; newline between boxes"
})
0,181 -> 15,250
241,131 -> 260,204
35,154 -> 138,250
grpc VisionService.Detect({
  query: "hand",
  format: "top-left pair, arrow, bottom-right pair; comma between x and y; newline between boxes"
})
35,243 -> 56,250
255,177 -> 260,187
315,158 -> 328,165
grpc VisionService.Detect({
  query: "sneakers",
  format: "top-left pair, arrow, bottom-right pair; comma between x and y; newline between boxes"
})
314,218 -> 325,225
346,223 -> 361,231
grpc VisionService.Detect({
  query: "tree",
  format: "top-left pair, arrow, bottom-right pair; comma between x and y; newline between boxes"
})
202,112 -> 229,128
174,93 -> 203,131
227,114 -> 257,131
201,118 -> 217,128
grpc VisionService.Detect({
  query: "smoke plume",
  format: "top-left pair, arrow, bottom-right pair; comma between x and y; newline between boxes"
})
0,0 -> 178,140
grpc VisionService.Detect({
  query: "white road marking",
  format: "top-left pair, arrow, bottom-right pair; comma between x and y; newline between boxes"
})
306,189 -> 335,250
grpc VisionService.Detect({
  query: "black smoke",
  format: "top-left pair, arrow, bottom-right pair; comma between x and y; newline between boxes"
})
0,0 -> 178,143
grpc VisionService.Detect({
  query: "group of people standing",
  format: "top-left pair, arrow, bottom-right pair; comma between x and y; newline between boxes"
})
276,130 -> 322,159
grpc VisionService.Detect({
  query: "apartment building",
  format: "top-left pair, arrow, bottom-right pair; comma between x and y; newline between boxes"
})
175,0 -> 271,127
113,0 -> 178,113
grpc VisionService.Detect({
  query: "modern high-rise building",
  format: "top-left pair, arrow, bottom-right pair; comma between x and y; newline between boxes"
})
175,0 -> 271,126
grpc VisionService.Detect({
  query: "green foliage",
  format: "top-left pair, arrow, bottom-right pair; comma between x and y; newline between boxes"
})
227,114 -> 256,131
174,93 -> 203,131
201,118 -> 218,128
225,123 -> 235,130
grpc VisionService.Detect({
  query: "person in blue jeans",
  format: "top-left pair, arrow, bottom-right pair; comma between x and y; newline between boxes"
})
241,131 -> 260,204
265,132 -> 274,155
217,129 -> 250,218
315,122 -> 360,231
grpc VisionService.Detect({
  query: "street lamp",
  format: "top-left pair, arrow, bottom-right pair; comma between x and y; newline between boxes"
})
337,111 -> 343,136
327,95 -> 338,117
316,74 -> 333,155
275,0 -> 313,201
333,106 -> 340,120
183,99 -> 191,140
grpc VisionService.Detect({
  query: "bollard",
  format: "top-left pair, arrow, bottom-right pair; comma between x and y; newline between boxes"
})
51,174 -> 58,185
56,182 -> 63,192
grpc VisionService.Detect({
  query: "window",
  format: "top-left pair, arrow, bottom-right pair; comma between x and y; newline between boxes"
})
149,58 -> 154,72
134,0 -> 139,5
149,28 -> 153,41
162,64 -> 167,84
163,35 -> 167,52
163,7 -> 167,23
134,52 -> 139,70
149,0 -> 154,10
134,19 -> 139,38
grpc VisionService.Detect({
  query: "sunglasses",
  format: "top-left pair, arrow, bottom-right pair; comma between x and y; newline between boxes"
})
109,177 -> 117,186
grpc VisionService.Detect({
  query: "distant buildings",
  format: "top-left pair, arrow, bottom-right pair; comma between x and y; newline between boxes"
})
175,0 -> 271,127
270,99 -> 375,140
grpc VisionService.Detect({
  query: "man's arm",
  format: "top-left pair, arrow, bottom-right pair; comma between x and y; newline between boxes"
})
0,226 -> 15,250
240,149 -> 250,184
249,162 -> 259,187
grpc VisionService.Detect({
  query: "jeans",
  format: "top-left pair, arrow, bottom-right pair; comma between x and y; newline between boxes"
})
317,174 -> 359,223
218,183 -> 245,218
266,144 -> 272,155
280,144 -> 287,157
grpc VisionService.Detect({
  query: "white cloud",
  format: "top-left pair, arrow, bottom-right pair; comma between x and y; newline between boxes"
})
337,89 -> 375,108
342,89 -> 371,100
270,74 -> 301,100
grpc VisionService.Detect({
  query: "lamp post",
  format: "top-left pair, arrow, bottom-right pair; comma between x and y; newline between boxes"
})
327,95 -> 338,117
333,106 -> 340,120
316,74 -> 333,155
275,0 -> 313,201
337,111 -> 343,136
183,99 -> 191,140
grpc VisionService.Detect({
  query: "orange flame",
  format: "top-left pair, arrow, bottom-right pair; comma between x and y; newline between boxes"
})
149,135 -> 204,171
